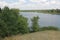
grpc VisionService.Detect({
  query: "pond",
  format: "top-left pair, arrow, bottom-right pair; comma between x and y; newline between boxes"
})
20,12 -> 60,28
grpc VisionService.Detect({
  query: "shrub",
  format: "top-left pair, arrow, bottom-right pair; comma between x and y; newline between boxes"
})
40,26 -> 59,31
31,16 -> 40,32
0,6 -> 29,38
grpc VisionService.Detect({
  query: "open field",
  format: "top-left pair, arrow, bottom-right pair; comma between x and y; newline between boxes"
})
4,31 -> 60,40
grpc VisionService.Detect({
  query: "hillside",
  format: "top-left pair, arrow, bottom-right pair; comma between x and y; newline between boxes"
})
4,31 -> 60,40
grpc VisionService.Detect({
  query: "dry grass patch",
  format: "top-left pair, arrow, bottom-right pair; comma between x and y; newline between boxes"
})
4,31 -> 60,40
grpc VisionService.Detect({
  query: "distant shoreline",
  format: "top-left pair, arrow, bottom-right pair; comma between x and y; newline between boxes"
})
20,9 -> 60,15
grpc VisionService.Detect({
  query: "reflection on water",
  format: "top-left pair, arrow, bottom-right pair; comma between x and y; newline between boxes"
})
20,12 -> 60,28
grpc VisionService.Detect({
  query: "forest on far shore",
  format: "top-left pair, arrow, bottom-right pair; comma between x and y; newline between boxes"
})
21,9 -> 60,14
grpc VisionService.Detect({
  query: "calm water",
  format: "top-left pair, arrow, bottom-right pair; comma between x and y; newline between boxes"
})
20,12 -> 60,28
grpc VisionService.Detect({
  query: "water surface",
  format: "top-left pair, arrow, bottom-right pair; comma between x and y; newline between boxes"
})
20,12 -> 60,28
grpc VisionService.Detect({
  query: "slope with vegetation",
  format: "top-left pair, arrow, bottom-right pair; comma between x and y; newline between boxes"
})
4,31 -> 60,40
0,6 -> 60,40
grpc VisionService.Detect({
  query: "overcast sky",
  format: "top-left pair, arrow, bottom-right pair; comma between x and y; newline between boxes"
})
0,0 -> 60,10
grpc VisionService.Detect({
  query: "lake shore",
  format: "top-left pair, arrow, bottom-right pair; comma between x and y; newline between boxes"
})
20,10 -> 60,15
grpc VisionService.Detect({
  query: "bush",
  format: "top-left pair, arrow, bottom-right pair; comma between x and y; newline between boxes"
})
0,6 -> 29,38
40,26 -> 59,31
31,16 -> 40,32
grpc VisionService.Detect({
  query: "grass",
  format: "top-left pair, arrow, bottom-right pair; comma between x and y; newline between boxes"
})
4,30 -> 60,40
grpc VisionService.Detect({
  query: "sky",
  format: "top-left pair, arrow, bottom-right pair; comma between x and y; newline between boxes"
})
0,0 -> 60,10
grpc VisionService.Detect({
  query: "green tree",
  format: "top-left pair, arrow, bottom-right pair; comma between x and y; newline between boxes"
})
31,16 -> 40,32
0,6 -> 29,38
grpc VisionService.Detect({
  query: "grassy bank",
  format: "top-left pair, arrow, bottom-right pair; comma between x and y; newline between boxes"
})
4,31 -> 60,40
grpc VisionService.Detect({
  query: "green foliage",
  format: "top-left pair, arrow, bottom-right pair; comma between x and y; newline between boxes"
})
0,6 -> 29,38
31,16 -> 40,32
40,26 -> 59,31
0,8 -> 1,13
17,16 -> 29,34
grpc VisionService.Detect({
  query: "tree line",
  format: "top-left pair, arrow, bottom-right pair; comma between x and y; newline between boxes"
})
21,9 -> 60,15
0,7 -> 59,38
